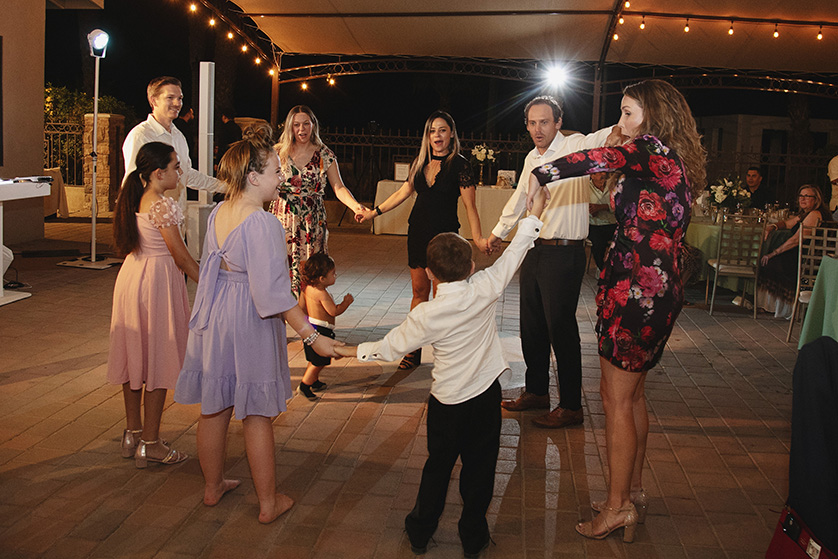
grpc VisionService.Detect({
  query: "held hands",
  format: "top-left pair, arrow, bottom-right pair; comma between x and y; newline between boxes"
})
311,334 -> 345,359
474,237 -> 492,256
334,345 -> 357,359
487,234 -> 503,254
605,125 -> 629,147
356,207 -> 377,223
526,173 -> 551,213
353,205 -> 370,221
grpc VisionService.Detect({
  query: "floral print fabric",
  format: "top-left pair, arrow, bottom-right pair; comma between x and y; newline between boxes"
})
148,197 -> 184,229
269,145 -> 336,295
532,135 -> 692,372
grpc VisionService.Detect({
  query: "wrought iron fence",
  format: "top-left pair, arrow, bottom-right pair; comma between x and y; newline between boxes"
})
44,121 -> 84,186
320,126 -> 532,202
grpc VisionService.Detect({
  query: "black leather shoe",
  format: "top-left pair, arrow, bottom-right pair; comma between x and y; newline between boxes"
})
463,538 -> 491,558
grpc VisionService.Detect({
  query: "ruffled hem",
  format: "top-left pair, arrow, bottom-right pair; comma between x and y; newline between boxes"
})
174,369 -> 291,420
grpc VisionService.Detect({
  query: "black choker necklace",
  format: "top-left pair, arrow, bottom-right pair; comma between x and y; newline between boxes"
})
431,153 -> 448,161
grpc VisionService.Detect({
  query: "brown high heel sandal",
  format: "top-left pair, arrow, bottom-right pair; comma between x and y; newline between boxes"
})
121,429 -> 143,458
575,503 -> 638,543
592,488 -> 648,524
398,348 -> 421,370
135,439 -> 188,468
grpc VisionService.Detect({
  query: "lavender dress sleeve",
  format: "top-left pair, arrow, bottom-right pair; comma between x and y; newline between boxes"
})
243,212 -> 298,318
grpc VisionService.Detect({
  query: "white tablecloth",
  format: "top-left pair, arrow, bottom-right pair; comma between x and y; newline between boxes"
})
373,180 -> 516,239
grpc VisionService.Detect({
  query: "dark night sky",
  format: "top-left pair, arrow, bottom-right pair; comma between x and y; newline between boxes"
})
45,1 -> 837,137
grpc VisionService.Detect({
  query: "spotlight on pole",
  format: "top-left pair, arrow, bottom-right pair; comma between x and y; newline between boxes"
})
60,29 -> 120,270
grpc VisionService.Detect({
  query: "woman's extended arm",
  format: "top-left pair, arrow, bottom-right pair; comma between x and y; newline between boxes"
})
159,225 -> 200,282
282,304 -> 344,357
327,160 -> 367,216
357,180 -> 416,223
761,212 -> 821,265
460,186 -> 489,254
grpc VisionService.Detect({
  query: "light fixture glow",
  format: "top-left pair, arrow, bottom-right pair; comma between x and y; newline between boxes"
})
301,82 -> 308,90
254,57 -> 261,65
227,31 -> 234,39
210,18 -> 216,26
269,68 -> 275,76
613,32 -> 619,41
640,16 -> 645,30
189,3 -> 197,12
624,1 -> 630,7
728,22 -> 734,35
328,77 -> 336,85
241,44 -> 248,52
818,25 -> 823,40
618,17 -> 624,25
545,65 -> 567,88
684,19 -> 690,33
773,23 -> 779,38
87,29 -> 109,58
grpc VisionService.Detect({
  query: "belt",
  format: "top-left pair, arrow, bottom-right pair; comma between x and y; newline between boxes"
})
534,238 -> 584,247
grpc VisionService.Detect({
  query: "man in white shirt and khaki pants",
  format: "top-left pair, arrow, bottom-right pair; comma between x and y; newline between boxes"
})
489,96 -> 617,429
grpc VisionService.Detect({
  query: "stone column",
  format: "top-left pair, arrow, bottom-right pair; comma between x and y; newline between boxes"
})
83,113 -> 125,212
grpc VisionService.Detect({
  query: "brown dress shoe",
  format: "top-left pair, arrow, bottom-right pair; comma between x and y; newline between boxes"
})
500,392 -> 550,411
532,407 -> 584,429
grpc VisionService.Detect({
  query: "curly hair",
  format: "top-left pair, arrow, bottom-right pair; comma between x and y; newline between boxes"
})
623,80 -> 707,195
301,253 -> 335,286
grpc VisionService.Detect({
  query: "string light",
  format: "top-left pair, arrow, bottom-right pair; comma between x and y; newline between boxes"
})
624,1 -> 630,7
728,21 -> 734,35
301,82 -> 308,90
227,32 -> 234,39
619,16 -> 624,25
209,18 -> 216,26
328,76 -> 336,85
269,68 -> 275,76
254,57 -> 261,65
613,32 -> 619,41
189,3 -> 197,12
818,25 -> 823,40
241,44 -> 248,52
684,18 -> 690,33
640,16 -> 645,30
773,23 -> 779,38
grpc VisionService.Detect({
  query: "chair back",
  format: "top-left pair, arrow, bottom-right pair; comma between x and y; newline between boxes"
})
714,214 -> 765,268
797,222 -> 838,293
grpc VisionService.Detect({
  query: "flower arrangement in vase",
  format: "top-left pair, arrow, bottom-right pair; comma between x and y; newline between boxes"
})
708,176 -> 751,210
470,144 -> 496,185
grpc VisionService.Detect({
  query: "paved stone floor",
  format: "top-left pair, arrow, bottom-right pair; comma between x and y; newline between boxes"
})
0,219 -> 796,558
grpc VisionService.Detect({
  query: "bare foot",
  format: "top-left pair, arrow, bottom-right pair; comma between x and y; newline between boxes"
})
204,479 -> 241,506
258,493 -> 294,524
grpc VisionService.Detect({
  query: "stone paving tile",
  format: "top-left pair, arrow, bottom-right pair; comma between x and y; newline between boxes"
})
0,223 -> 801,558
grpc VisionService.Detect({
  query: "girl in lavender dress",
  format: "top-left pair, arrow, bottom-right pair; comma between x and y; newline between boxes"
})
175,124 -> 343,523
108,142 -> 198,468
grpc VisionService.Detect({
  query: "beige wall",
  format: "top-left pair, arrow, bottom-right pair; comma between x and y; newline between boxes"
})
1,0 -> 46,244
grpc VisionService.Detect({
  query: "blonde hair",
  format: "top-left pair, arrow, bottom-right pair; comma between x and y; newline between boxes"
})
275,105 -> 323,171
622,80 -> 707,195
408,111 -> 461,186
146,76 -> 181,108
218,123 -> 275,200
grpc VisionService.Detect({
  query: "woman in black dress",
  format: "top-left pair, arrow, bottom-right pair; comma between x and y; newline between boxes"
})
358,111 -> 489,369
527,80 -> 706,542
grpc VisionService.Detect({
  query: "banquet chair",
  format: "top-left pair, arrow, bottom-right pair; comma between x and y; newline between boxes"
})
786,223 -> 838,342
704,214 -> 765,318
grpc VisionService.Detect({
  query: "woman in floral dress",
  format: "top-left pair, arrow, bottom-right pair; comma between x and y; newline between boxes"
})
528,80 -> 706,542
269,106 -> 366,294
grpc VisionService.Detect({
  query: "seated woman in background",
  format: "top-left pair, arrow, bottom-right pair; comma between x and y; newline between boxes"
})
756,184 -> 829,318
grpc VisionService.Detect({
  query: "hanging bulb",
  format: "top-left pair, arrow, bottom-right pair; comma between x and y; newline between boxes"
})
640,15 -> 645,30
624,1 -> 630,7
619,17 -> 624,25
189,3 -> 197,12
613,32 -> 619,41
728,22 -> 734,35
254,57 -> 261,65
241,44 -> 248,52
684,18 -> 690,33
817,25 -> 823,40
227,32 -> 234,39
269,68 -> 275,76
773,23 -> 779,38
301,82 -> 308,90
209,18 -> 216,26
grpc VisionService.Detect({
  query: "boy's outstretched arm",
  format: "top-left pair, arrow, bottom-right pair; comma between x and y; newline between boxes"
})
335,345 -> 357,358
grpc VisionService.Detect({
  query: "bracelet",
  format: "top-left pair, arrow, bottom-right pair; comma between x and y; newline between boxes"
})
302,330 -> 320,346
375,205 -> 382,216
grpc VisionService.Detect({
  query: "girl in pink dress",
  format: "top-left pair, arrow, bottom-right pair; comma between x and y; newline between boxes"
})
175,125 -> 344,523
108,142 -> 199,468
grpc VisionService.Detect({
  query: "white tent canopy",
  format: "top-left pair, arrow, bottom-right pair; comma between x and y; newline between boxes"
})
234,0 -> 837,73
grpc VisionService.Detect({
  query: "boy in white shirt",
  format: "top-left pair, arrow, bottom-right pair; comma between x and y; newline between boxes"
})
337,211 -> 544,557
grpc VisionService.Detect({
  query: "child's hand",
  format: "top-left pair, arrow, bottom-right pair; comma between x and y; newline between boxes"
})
342,294 -> 354,306
334,345 -> 357,359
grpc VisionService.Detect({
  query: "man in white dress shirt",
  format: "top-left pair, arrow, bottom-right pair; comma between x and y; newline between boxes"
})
489,96 -> 617,429
122,77 -> 224,226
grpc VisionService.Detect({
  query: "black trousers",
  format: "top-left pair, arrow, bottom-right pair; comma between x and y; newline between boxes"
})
520,243 -> 586,411
405,380 -> 501,554
588,223 -> 617,271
